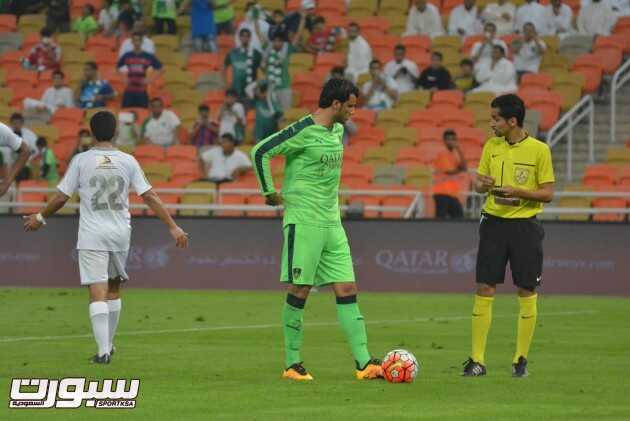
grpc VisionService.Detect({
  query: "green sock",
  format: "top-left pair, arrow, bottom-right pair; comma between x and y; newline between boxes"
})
336,295 -> 371,369
282,294 -> 305,369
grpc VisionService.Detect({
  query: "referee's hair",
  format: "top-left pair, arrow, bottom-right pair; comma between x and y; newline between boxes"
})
491,94 -> 526,127
90,111 -> 117,142
319,78 -> 359,108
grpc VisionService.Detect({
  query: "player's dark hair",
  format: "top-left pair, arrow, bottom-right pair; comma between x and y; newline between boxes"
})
90,111 -> 117,142
491,94 -> 526,127
10,112 -> 23,122
85,61 -> 98,70
40,27 -> 52,38
150,97 -> 163,105
443,129 -> 456,139
36,136 -> 47,148
460,58 -> 473,67
484,21 -> 497,31
394,44 -> 406,52
221,133 -> 236,143
318,78 -> 359,108
494,45 -> 506,56
239,28 -> 252,36
198,104 -> 209,112
369,59 -> 382,68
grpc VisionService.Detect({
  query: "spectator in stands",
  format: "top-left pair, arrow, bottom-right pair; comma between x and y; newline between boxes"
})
470,22 -> 508,65
76,62 -> 116,109
114,110 -> 140,148
417,52 -> 453,91
46,0 -> 70,33
545,0 -> 574,36
190,104 -> 219,148
361,59 -> 399,111
482,0 -> 516,35
200,133 -> 252,183
384,44 -> 420,94
268,9 -> 290,42
578,0 -> 617,35
23,28 -> 61,72
253,81 -> 283,142
179,0 -> 218,52
118,0 -> 140,34
118,21 -> 156,57
606,0 -> 630,17
235,1 -> 270,54
262,21 -> 304,110
117,32 -> 163,108
219,89 -> 246,143
9,113 -> 38,154
513,22 -> 546,77
305,16 -> 338,55
75,128 -> 94,155
454,58 -> 476,91
151,0 -> 178,35
35,137 -> 59,186
3,0 -> 44,16
514,0 -> 549,34
328,66 -> 346,81
98,0 -> 118,36
23,70 -> 73,117
72,4 -> 99,43
214,0 -> 236,35
223,28 -> 263,101
284,0 -> 318,35
142,97 -> 181,147
404,0 -> 445,37
433,129 -> 466,219
345,22 -> 372,83
473,45 -> 517,95
449,0 -> 483,37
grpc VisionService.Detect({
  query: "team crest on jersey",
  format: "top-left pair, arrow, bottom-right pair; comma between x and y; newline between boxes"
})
514,167 -> 529,185
97,155 -> 116,169
292,268 -> 302,280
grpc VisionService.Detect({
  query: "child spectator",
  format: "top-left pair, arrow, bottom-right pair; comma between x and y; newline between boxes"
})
72,4 -> 99,43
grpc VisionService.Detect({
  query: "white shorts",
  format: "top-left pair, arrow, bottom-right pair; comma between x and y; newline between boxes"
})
78,250 -> 130,285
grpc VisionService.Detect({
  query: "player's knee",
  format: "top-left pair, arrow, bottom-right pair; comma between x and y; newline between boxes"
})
88,282 -> 109,302
334,283 -> 358,297
476,283 -> 496,297
287,284 -> 310,299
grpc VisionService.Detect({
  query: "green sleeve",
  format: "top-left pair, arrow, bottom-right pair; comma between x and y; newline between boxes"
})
46,149 -> 57,167
250,120 -> 310,196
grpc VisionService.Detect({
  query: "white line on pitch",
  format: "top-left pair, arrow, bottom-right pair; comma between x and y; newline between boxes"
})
0,310 -> 597,344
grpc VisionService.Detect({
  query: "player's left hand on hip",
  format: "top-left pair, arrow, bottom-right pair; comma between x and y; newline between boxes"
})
23,214 -> 43,232
170,226 -> 189,248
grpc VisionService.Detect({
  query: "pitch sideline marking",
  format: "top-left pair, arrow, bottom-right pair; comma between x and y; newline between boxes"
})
0,310 -> 597,344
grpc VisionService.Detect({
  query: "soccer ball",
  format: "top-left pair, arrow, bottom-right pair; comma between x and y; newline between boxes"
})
382,349 -> 419,383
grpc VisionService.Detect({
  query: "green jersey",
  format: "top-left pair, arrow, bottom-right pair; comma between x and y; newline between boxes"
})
251,115 -> 344,227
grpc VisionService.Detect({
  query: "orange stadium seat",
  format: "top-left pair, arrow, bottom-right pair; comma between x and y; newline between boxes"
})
291,72 -> 323,91
455,127 -> 486,146
172,162 -> 202,185
381,192 -> 415,219
617,165 -> 630,186
592,48 -> 623,75
357,16 -> 391,35
0,14 -> 17,32
401,35 -> 431,53
438,109 -> 475,128
521,73 -> 553,90
583,164 -> 617,188
129,195 -> 145,216
431,90 -> 464,108
299,87 -> 321,109
217,34 -> 235,50
462,35 -> 484,55
396,147 -> 431,165
246,194 -> 277,218
51,141 -> 78,163
314,52 -> 346,73
85,34 -> 117,51
571,54 -> 604,93
187,53 -> 221,74
166,145 -> 198,164
205,90 -> 226,109
352,126 -> 385,146
51,108 -> 84,125
409,110 -> 442,129
351,108 -> 376,127
317,0 -> 347,15
341,163 -> 373,185
6,69 -> 38,88
344,146 -> 367,163
324,15 -> 351,30
135,145 -> 165,162
418,127 -> 444,144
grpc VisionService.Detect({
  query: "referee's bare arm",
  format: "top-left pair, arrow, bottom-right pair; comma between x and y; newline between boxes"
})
493,182 -> 555,203
474,174 -> 496,194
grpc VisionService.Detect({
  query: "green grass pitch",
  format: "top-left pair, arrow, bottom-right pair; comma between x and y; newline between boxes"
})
1,288 -> 629,420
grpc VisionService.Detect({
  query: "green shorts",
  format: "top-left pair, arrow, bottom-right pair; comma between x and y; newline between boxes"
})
281,223 -> 356,287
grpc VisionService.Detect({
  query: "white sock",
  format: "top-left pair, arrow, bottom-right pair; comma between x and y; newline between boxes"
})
89,301 -> 110,357
107,299 -> 122,352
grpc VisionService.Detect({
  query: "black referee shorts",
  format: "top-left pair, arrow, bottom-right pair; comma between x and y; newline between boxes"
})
475,212 -> 545,291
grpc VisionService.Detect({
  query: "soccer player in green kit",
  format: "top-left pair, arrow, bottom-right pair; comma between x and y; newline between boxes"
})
251,78 -> 384,381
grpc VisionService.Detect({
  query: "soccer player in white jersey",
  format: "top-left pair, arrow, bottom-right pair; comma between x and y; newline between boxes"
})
0,122 -> 31,196
23,111 -> 188,364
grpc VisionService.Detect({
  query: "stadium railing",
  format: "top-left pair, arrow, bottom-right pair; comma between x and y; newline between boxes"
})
610,59 -> 630,144
547,95 -> 595,182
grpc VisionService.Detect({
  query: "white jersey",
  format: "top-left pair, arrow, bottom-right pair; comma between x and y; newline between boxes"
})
57,148 -> 152,252
0,122 -> 23,151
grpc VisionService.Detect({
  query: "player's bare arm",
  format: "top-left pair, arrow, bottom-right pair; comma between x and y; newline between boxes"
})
0,143 -> 30,196
141,189 -> 189,248
23,191 -> 70,232
265,192 -> 283,206
492,182 -> 554,203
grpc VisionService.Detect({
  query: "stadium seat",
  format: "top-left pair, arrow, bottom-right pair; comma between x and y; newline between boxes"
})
455,127 -> 486,147
171,162 -> 202,185
431,36 -> 462,54
6,69 -> 37,88
347,0 -> 378,16
401,35 -> 431,52
431,90 -> 464,108
557,193 -> 591,222
379,0 -> 409,16
350,108 -> 376,128
0,14 -> 17,32
166,145 -> 198,164
135,145 -> 166,163
17,14 -> 45,34
438,109 -> 476,128
384,128 -> 418,149
607,148 -> 630,165
316,0 -> 346,15
464,91 -> 495,108
289,53 -> 314,72
352,126 -> 385,147
553,85 -> 582,112
14,192 -> 47,215
404,165 -> 433,188
592,187 -> 627,222
362,147 -> 394,166
179,182 -> 215,217
417,127 -> 444,144
51,108 -> 84,126
558,34 -> 594,61
376,109 -> 410,130
341,163 -> 374,184
396,147 -> 430,166
357,16 -> 391,35
617,166 -> 630,186
540,53 -> 570,73
291,71 -> 322,92
521,73 -> 553,90
314,52 -> 345,73
344,146 -> 367,163
187,53 -> 221,75
571,54 -> 604,93
381,193 -> 415,219
583,164 -> 617,188
551,71 -> 585,91
592,48 -> 623,75
398,90 -> 431,110
298,87 -> 320,109
540,35 -> 559,53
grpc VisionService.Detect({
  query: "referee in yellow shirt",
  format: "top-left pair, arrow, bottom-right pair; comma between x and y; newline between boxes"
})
462,94 -> 555,378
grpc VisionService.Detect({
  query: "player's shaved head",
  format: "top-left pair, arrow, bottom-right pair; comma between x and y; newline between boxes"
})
90,111 -> 117,142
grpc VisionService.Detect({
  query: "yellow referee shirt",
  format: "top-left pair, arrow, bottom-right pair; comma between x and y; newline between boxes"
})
478,136 -> 555,218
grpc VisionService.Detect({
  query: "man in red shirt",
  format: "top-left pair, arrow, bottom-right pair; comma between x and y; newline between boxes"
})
24,28 -> 61,72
